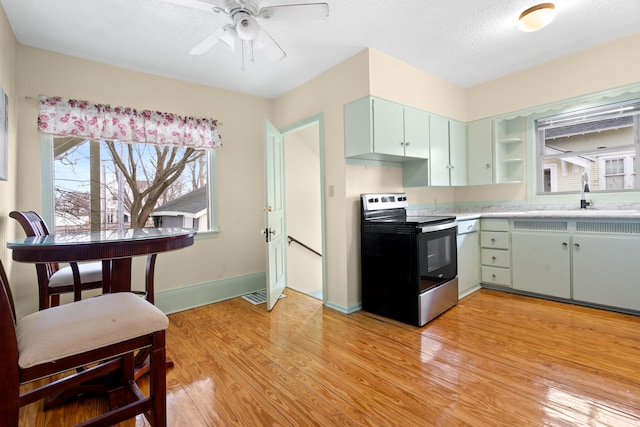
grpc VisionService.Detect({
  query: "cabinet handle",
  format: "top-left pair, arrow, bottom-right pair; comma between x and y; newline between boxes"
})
400,141 -> 405,146
405,141 -> 411,146
491,256 -> 497,261
562,242 -> 568,247
467,225 -> 473,230
492,274 -> 497,279
574,243 -> 580,248
491,238 -> 496,243
485,163 -> 491,169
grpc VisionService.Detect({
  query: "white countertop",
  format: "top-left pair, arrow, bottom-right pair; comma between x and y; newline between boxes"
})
451,210 -> 640,221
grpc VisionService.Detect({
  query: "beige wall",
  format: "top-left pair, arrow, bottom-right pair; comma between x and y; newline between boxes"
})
369,49 -> 467,121
457,33 -> 640,204
467,33 -> 640,120
273,49 -> 369,309
12,46 -> 273,314
284,124 -> 322,296
0,5 -> 18,288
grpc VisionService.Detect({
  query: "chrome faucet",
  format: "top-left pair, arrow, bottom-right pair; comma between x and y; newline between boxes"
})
580,172 -> 592,209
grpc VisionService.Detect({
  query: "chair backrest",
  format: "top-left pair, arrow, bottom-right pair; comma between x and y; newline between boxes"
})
9,211 -> 60,290
9,211 -> 52,238
0,258 -> 20,421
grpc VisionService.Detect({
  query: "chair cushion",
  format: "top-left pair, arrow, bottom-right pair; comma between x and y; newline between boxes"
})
16,292 -> 169,369
48,261 -> 103,288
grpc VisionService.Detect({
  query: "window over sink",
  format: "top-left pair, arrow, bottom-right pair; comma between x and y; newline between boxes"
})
535,99 -> 640,194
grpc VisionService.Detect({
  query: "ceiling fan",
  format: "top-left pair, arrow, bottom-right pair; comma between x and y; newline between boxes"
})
167,0 -> 329,69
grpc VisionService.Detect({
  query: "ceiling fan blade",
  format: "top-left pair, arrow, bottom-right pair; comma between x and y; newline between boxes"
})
189,25 -> 229,55
157,0 -> 220,13
254,28 -> 286,62
257,3 -> 329,21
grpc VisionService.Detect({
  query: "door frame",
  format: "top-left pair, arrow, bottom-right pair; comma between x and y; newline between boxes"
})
280,113 -> 327,303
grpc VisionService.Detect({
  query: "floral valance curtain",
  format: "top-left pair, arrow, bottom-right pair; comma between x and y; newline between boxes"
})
37,95 -> 222,149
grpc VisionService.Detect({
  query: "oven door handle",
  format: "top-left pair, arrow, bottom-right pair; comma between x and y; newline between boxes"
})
420,221 -> 458,233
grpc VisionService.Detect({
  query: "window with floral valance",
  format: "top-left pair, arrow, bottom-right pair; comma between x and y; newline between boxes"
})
37,95 -> 222,149
37,95 -> 221,233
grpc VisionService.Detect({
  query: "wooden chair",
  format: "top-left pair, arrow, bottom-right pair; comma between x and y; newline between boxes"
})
0,257 -> 168,426
9,211 -> 104,310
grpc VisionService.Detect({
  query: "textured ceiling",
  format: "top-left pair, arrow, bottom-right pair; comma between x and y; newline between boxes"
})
1,0 -> 639,98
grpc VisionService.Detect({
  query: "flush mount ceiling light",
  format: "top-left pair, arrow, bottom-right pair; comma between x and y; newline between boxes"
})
518,3 -> 556,32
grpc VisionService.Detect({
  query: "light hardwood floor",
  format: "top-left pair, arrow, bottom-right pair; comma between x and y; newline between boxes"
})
18,288 -> 640,426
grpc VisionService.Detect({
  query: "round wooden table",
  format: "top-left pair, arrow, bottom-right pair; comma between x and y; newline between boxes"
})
8,227 -> 196,304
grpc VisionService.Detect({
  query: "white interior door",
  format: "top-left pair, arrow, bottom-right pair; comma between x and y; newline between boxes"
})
264,120 -> 286,311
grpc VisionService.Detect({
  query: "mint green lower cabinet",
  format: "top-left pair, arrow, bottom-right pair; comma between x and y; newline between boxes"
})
572,234 -> 640,311
511,231 -> 571,299
457,219 -> 480,297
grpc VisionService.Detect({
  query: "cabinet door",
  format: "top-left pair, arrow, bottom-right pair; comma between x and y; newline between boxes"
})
449,119 -> 468,186
457,231 -> 480,296
429,114 -> 450,186
467,119 -> 493,185
573,234 -> 640,311
511,232 -> 570,298
372,98 -> 404,157
403,107 -> 429,159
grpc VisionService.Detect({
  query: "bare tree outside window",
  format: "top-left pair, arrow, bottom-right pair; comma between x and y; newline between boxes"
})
53,138 -> 208,232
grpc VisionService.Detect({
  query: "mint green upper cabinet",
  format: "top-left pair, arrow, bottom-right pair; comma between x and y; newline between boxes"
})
344,97 -> 429,161
402,107 -> 430,159
467,119 -> 493,185
371,98 -> 405,157
429,114 -> 449,186
430,115 -> 468,186
449,119 -> 468,186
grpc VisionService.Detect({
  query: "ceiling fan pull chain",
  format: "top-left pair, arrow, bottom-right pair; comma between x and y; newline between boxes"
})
241,39 -> 246,71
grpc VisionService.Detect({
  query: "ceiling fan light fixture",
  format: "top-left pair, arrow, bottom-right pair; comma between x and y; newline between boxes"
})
235,13 -> 260,40
218,26 -> 237,51
518,3 -> 556,32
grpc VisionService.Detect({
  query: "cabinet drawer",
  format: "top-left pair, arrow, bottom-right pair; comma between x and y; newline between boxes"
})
481,249 -> 510,268
481,231 -> 510,249
457,219 -> 479,235
481,218 -> 509,232
482,266 -> 511,287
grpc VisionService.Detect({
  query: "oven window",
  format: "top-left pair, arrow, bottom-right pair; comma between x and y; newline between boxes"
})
426,235 -> 452,273
418,227 -> 457,287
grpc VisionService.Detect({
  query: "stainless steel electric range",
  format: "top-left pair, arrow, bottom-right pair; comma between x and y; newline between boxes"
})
360,193 -> 458,326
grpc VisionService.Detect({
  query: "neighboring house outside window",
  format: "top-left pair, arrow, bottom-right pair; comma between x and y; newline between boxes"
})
536,99 -> 640,194
151,185 -> 209,231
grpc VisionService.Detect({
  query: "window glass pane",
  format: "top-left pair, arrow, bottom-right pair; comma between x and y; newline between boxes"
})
53,137 -> 209,233
536,100 -> 640,193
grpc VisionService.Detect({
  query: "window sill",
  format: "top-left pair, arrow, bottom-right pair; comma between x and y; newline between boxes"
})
194,228 -> 220,240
